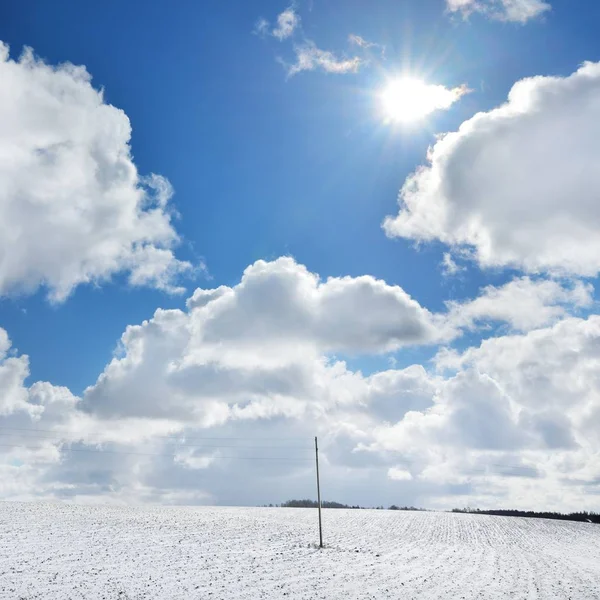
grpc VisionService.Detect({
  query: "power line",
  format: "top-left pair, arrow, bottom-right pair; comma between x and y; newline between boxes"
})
387,454 -> 545,475
0,426 -> 310,444
0,432 -> 312,451
467,467 -> 538,477
489,463 -> 539,473
0,427 -> 571,476
0,443 -> 314,461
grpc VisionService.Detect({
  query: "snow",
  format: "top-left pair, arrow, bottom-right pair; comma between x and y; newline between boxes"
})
1,503 -> 600,599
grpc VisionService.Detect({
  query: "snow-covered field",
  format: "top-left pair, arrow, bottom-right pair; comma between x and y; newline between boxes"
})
1,503 -> 600,599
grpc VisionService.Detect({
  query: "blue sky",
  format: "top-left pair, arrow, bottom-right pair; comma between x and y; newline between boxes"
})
2,0 -> 596,391
2,0 -> 600,508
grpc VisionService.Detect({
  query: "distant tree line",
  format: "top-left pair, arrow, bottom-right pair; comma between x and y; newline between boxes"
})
451,508 -> 600,524
270,499 -> 427,511
281,499 -> 358,509
266,501 -> 600,524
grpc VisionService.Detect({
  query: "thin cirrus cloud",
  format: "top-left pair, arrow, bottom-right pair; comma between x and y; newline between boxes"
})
254,6 -> 300,41
272,6 -> 300,40
256,6 -> 362,77
348,33 -> 386,58
259,0 -> 551,79
446,0 -> 551,23
253,18 -> 270,37
348,34 -> 376,49
286,41 -> 362,76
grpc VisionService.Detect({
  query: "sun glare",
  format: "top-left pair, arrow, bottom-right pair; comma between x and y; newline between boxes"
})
379,77 -> 466,124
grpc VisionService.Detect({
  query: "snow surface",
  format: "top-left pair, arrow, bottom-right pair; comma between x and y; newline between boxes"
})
1,503 -> 600,599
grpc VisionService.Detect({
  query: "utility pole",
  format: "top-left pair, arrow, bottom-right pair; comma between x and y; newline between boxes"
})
315,436 -> 323,548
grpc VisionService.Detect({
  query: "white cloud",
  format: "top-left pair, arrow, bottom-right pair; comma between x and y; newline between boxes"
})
0,331 -> 38,418
365,365 -> 439,423
256,8 -> 367,78
189,257 -> 441,353
441,315 -> 600,418
388,467 -> 413,481
3,261 -> 600,510
447,277 -> 593,332
0,259 -> 443,504
360,315 -> 600,509
253,18 -> 270,37
174,449 -> 218,470
0,328 -> 10,359
0,42 -> 190,302
83,257 -> 442,420
272,7 -> 300,40
441,253 -> 465,276
447,0 -> 551,23
384,62 -> 600,278
286,42 -> 362,76
348,34 -> 385,57
348,34 -> 376,49
371,369 -> 527,456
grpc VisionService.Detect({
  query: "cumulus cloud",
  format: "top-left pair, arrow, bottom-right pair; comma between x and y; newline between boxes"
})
388,467 -> 413,481
0,42 -> 190,302
83,257 -> 442,420
437,316 -> 600,458
447,0 -> 551,23
370,370 -> 526,457
360,317 -> 600,509
0,328 -> 10,358
286,42 -> 362,76
0,331 -> 37,418
364,365 -> 439,424
0,259 -> 443,504
3,261 -> 600,510
272,7 -> 300,40
447,277 -> 593,332
384,62 -> 600,277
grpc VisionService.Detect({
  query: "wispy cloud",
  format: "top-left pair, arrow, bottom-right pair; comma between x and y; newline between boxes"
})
348,34 -> 375,49
256,6 -> 364,78
272,7 -> 300,40
441,253 -> 466,277
446,0 -> 551,23
253,6 -> 299,41
253,17 -> 270,38
287,42 -> 362,77
349,33 -> 385,58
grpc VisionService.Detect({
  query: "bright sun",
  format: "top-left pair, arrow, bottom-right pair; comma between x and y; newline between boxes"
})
379,77 -> 465,124
380,78 -> 431,123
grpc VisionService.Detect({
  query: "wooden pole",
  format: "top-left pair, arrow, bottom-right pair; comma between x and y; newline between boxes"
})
315,436 -> 323,548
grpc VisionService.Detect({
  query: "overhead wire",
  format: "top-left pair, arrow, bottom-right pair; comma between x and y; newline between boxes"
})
380,453 -> 545,476
0,443 -> 314,462
0,432 -> 313,451
0,426 -> 585,477
0,425 -> 309,443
